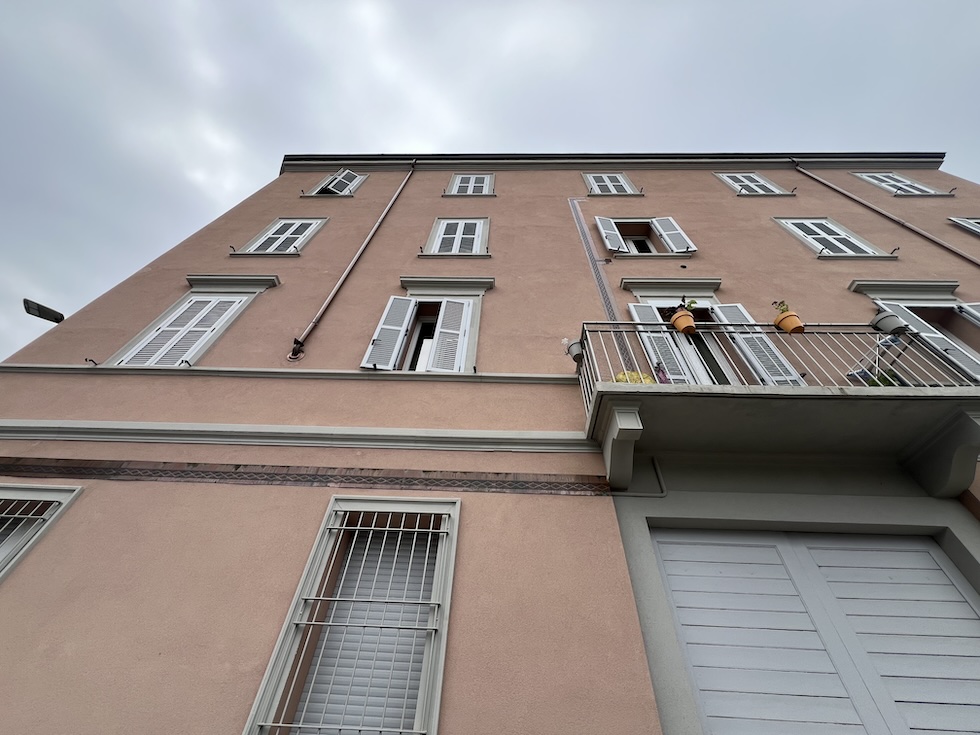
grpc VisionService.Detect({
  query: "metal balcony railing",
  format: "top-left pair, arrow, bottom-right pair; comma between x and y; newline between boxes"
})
578,322 -> 976,415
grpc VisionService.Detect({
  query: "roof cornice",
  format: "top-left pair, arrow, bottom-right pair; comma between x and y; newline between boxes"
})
280,152 -> 946,174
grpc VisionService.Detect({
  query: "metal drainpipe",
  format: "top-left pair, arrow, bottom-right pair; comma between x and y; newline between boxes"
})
288,159 -> 418,359
790,159 -> 980,269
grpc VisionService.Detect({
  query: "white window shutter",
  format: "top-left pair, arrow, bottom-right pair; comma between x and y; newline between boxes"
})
711,304 -> 805,386
120,296 -> 246,366
361,296 -> 417,370
958,303 -> 980,329
651,217 -> 697,253
628,303 -> 692,383
436,221 -> 458,253
878,302 -> 980,380
322,168 -> 360,195
595,216 -> 627,252
427,299 -> 471,372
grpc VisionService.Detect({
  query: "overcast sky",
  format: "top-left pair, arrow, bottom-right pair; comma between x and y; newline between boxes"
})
2,0 -> 979,360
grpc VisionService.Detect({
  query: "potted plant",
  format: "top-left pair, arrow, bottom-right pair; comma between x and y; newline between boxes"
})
669,298 -> 698,335
772,300 -> 805,334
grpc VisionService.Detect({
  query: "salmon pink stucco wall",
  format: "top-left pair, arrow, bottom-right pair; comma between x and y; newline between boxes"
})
0,479 -> 659,735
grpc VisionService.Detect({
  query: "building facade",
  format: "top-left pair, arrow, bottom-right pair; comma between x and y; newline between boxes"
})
2,152 -> 980,734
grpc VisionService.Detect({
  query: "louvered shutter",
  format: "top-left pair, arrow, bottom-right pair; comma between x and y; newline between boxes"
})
292,523 -> 439,733
595,217 -> 627,252
651,217 -> 698,253
436,221 -> 458,253
711,304 -> 804,386
628,303 -> 692,383
458,221 -> 480,254
361,296 -> 417,370
427,299 -> 471,372
120,296 -> 246,366
878,301 -> 980,380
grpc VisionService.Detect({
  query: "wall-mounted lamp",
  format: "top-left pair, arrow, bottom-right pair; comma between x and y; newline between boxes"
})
23,299 -> 64,323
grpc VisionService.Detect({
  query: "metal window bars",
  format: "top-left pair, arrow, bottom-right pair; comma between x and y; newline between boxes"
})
260,511 -> 448,735
0,498 -> 61,568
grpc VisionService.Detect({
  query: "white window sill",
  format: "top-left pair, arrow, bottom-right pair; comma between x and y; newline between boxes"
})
817,253 -> 898,260
587,192 -> 644,197
613,253 -> 694,260
894,192 -> 954,197
300,192 -> 353,198
417,253 -> 491,258
442,193 -> 496,198
736,192 -> 796,197
230,252 -> 302,258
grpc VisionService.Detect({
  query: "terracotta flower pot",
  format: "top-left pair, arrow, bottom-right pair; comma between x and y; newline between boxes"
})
774,311 -> 805,334
670,308 -> 696,334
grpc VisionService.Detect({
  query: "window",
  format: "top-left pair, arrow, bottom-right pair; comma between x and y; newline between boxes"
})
716,172 -> 791,196
651,529 -> 980,735
447,173 -> 494,195
854,172 -> 945,195
236,219 -> 326,255
595,217 -> 697,255
112,275 -> 278,367
950,217 -> 980,237
361,277 -> 493,373
425,219 -> 488,255
777,218 -> 885,257
874,300 -> 980,381
309,168 -> 366,196
629,301 -> 803,386
583,173 -> 640,195
0,485 -> 78,583
244,497 -> 459,735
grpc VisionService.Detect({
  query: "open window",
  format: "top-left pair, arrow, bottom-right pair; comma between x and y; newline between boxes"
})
628,302 -> 804,386
596,217 -> 697,256
309,168 -> 366,196
362,296 -> 473,372
875,301 -> 980,381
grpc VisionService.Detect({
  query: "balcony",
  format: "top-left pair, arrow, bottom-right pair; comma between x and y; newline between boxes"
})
578,321 -> 980,494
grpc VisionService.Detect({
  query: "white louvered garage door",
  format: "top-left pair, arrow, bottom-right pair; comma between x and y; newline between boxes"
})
653,530 -> 980,735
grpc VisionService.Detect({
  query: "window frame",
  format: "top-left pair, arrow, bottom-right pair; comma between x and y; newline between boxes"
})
445,173 -> 495,196
854,172 -> 948,196
109,275 -> 278,367
950,217 -> 980,237
306,168 -> 367,197
242,496 -> 460,735
583,173 -> 641,196
595,217 -> 697,258
775,218 -> 890,258
715,172 -> 793,196
361,277 -> 493,373
233,218 -> 326,256
0,484 -> 80,584
422,218 -> 490,256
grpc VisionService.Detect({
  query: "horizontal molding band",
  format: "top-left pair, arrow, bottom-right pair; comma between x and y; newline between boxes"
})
0,458 -> 609,495
0,420 -> 597,453
0,365 -> 578,384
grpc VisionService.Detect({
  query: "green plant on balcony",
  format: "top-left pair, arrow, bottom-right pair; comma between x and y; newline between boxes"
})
772,300 -> 805,333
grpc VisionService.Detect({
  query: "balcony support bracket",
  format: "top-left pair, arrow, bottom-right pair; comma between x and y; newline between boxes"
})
596,400 -> 643,491
903,410 -> 980,498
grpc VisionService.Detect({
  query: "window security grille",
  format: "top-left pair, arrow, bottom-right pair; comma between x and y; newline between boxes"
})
260,511 -> 449,735
0,498 -> 61,570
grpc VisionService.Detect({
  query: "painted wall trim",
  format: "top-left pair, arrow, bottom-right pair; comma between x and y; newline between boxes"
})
849,279 -> 959,299
0,420 -> 597,452
399,276 -> 495,293
185,274 -> 281,289
0,365 -> 578,384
